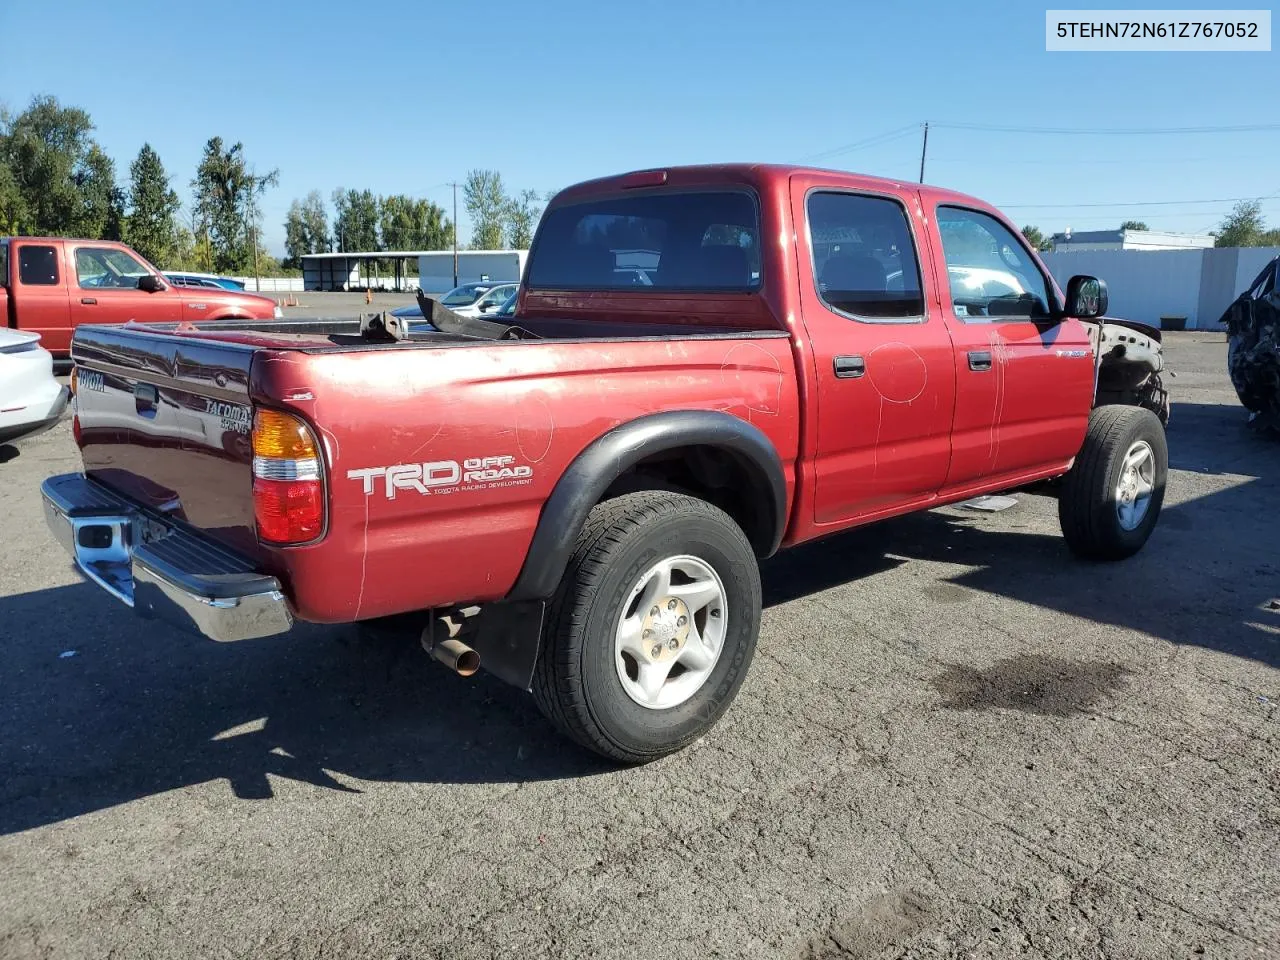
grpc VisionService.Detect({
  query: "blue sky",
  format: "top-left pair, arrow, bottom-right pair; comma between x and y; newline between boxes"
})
2,0 -> 1277,254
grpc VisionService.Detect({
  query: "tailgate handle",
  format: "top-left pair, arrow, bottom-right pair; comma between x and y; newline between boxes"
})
968,350 -> 993,372
134,383 -> 159,409
833,355 -> 866,379
80,297 -> 97,305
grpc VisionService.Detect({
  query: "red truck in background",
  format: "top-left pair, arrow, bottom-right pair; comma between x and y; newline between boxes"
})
41,164 -> 1170,763
1,237 -> 281,356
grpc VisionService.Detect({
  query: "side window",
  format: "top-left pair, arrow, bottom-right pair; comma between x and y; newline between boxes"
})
18,245 -> 60,286
75,247 -> 150,289
0,243 -> 7,285
807,192 -> 924,321
936,207 -> 1054,321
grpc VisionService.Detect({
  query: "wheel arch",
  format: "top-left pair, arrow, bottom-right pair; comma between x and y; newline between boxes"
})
506,410 -> 787,602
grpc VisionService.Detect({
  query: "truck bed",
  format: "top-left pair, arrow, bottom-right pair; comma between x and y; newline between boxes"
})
68,318 -> 800,621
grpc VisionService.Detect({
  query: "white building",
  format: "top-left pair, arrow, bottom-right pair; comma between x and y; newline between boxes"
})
299,250 -> 529,292
1050,228 -> 1215,252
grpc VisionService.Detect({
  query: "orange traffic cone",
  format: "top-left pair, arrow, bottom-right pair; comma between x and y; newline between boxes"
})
365,287 -> 372,304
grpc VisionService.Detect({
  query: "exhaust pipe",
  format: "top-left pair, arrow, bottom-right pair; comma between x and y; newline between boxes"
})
430,637 -> 481,677
421,610 -> 481,677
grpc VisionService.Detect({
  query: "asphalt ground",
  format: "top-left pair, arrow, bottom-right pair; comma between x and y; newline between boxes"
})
1,331 -> 1277,959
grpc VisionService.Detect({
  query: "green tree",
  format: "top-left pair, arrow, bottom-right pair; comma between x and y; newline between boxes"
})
124,144 -> 181,265
331,187 -> 379,251
191,137 -> 279,273
503,188 -> 545,249
0,95 -> 121,237
464,169 -> 506,249
379,194 -> 453,251
284,190 -> 330,267
1215,201 -> 1266,248
1020,225 -> 1051,251
1119,220 -> 1149,231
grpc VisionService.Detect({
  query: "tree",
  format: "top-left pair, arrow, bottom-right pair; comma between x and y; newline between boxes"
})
0,95 -> 120,237
1119,220 -> 1149,231
503,189 -> 545,249
464,169 -> 506,249
1215,201 -> 1269,248
191,137 -> 279,273
379,194 -> 452,250
1020,225 -> 1051,251
331,187 -> 379,252
284,190 -> 330,267
124,144 -> 181,265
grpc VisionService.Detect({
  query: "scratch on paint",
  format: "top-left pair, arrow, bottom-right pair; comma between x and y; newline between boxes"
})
353,496 -> 371,620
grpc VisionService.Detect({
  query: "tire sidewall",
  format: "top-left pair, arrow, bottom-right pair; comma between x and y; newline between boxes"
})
575,507 -> 761,756
1099,413 -> 1167,553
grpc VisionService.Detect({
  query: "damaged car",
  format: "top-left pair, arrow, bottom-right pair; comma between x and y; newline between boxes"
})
1223,255 -> 1280,432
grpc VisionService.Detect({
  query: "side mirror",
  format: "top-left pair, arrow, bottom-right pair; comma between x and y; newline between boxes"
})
138,274 -> 165,293
1064,275 -> 1107,318
478,301 -> 494,312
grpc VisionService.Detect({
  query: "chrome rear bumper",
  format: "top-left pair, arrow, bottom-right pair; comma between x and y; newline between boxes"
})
41,473 -> 293,642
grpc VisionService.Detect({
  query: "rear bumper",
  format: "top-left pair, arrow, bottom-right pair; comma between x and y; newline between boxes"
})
40,473 -> 293,642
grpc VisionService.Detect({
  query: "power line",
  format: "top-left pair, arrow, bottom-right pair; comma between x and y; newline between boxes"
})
930,154 -> 1279,167
796,124 -> 920,163
932,121 -> 1280,136
1000,194 -> 1279,209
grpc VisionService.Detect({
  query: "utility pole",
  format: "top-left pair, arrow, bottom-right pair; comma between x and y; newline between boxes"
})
249,192 -> 260,292
918,122 -> 929,184
451,181 -> 460,288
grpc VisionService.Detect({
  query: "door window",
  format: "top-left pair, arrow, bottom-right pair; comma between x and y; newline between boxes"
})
18,245 -> 59,285
936,207 -> 1054,321
806,192 -> 924,321
75,247 -> 150,289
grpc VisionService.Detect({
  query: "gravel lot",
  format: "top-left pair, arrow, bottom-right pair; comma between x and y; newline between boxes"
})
1,332 -> 1277,959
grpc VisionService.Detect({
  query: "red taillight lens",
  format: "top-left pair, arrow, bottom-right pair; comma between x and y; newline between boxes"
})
253,477 -> 324,544
251,409 -> 324,545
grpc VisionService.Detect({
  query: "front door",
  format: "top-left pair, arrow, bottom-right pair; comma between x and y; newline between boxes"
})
69,246 -> 181,329
930,205 -> 1094,491
792,179 -> 957,526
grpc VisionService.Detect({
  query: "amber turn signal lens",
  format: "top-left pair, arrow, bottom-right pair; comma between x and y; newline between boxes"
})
252,408 -> 318,460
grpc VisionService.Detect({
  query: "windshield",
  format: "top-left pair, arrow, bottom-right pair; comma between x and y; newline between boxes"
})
441,283 -> 490,306
528,190 -> 761,292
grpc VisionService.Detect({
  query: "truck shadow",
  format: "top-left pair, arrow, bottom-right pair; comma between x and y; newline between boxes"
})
4,403 -> 1275,835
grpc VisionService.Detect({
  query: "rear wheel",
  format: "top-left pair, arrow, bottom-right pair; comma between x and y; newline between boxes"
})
1058,405 -> 1167,560
532,491 -> 761,763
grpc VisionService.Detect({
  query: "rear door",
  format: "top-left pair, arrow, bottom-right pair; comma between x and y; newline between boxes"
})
791,176 -> 957,525
68,244 -> 182,328
928,205 -> 1093,490
10,241 -> 72,353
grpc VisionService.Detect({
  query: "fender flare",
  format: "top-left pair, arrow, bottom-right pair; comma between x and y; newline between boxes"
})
507,410 -> 787,602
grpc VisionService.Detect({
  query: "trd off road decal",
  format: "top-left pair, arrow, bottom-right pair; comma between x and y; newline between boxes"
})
347,456 -> 534,499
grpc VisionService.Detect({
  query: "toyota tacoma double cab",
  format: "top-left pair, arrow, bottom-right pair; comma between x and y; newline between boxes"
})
1,237 -> 281,357
41,164 -> 1168,762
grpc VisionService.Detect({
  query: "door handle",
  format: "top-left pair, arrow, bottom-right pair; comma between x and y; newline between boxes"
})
968,350 -> 993,372
833,355 -> 865,379
80,297 -> 97,305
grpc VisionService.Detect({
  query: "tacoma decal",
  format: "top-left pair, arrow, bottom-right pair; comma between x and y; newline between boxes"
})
347,456 -> 534,499
205,399 -> 251,433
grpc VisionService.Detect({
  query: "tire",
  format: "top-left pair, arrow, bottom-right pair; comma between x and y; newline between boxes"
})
532,491 -> 762,763
1058,405 -> 1167,560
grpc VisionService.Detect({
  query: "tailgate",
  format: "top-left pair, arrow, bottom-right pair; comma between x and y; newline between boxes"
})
72,325 -> 260,556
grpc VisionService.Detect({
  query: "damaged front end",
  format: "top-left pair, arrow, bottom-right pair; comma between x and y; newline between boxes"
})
1085,316 -> 1171,426
1223,256 -> 1280,433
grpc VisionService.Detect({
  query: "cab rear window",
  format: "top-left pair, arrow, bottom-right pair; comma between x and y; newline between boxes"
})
528,190 -> 761,292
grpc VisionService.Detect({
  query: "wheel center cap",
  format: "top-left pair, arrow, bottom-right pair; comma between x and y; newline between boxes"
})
643,599 -> 689,662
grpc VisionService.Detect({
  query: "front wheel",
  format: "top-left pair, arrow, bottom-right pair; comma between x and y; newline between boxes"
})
1058,405 -> 1168,560
532,491 -> 762,763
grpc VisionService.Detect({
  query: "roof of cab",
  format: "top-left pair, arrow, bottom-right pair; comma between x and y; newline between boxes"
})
549,163 -> 1001,217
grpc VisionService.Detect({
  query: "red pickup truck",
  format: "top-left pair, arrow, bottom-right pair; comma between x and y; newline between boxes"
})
1,237 -> 281,356
41,164 -> 1169,762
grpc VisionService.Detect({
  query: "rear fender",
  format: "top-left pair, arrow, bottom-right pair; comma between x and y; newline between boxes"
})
506,410 -> 787,602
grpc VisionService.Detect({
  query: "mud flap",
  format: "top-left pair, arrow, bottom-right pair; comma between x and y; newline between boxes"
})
470,600 -> 546,690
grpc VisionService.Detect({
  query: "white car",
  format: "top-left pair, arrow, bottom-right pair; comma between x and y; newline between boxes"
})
0,330 -> 68,445
438,282 -> 520,317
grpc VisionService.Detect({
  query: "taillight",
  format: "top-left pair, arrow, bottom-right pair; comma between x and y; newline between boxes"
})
251,409 -> 324,545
